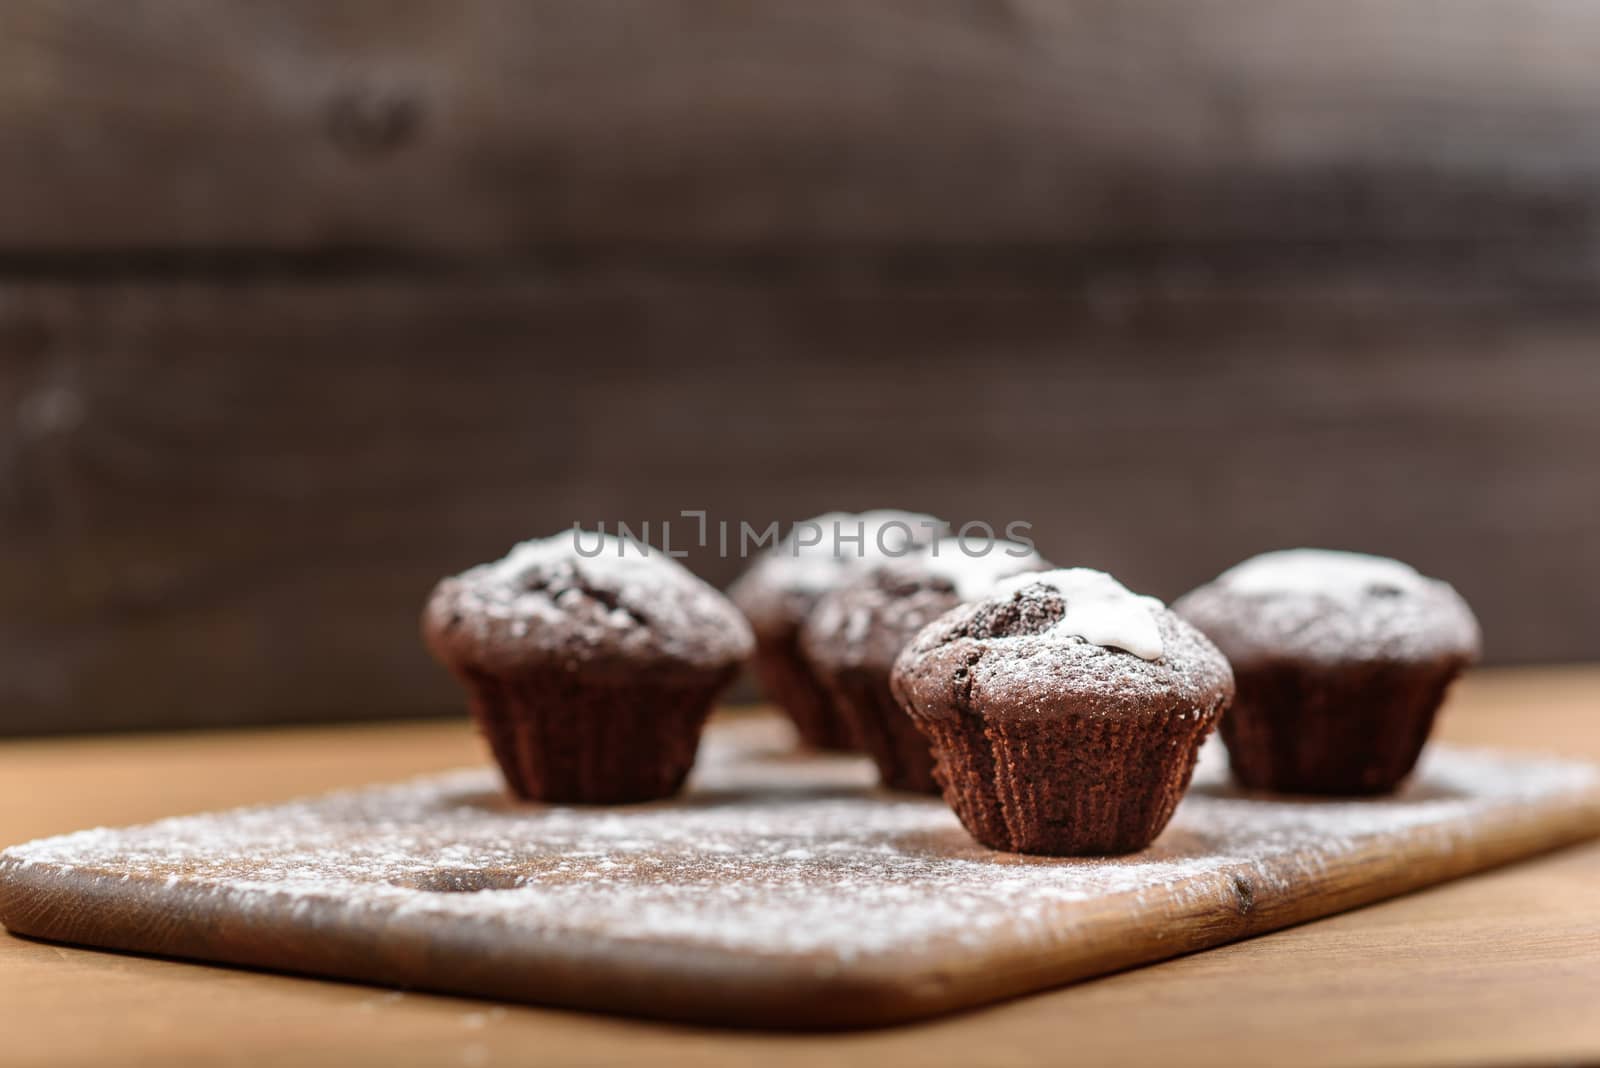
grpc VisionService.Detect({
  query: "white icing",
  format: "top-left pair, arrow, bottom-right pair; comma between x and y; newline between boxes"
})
1217,549 -> 1426,604
993,568 -> 1166,661
915,538 -> 1046,601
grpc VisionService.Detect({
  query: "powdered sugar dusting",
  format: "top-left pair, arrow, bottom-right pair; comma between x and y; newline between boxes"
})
1174,549 -> 1481,665
993,568 -> 1166,661
731,510 -> 946,605
428,530 -> 752,668
801,538 -> 1049,673
1219,549 -> 1428,604
916,538 -> 1045,601
895,583 -> 1232,713
783,510 -> 946,572
3,718 -> 1595,965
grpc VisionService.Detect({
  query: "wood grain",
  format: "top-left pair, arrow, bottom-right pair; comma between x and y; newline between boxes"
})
4,280 -> 1599,733
3,711 -> 1599,1029
5,1 -> 1600,252
5,2 -> 1600,734
1,668 -> 1599,1063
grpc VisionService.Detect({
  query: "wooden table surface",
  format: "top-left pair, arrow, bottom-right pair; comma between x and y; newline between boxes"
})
3,666 -> 1598,1067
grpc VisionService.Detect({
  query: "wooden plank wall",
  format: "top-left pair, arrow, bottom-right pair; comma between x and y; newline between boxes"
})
2,2 -> 1598,733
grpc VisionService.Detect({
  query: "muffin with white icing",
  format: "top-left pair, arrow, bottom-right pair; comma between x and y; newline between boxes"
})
1174,548 -> 1480,795
799,537 -> 1049,792
423,531 -> 753,803
728,510 -> 944,750
891,569 -> 1233,855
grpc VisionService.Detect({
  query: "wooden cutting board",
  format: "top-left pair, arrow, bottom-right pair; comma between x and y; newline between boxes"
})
3,716 -> 1598,1030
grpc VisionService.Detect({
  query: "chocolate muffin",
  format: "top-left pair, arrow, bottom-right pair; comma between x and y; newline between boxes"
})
728,510 -> 944,750
423,531 -> 753,803
799,537 -> 1048,792
1173,548 -> 1481,795
890,569 -> 1233,856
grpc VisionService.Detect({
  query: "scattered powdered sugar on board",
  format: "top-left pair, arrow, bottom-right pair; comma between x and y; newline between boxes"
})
3,719 -> 1597,965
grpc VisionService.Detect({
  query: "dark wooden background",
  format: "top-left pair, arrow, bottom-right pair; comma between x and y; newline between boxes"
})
3,1 -> 1598,734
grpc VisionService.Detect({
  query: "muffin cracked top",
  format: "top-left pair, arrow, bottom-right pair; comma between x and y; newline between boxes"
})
802,537 -> 1047,675
892,569 -> 1234,720
425,532 -> 753,674
727,510 -> 946,637
1173,549 -> 1481,667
